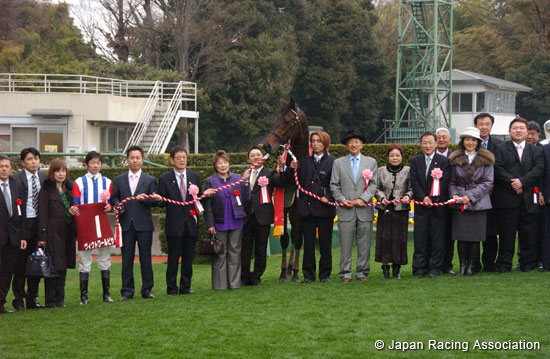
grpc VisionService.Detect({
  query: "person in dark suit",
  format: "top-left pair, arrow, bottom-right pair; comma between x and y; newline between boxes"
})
37,159 -> 76,308
435,127 -> 454,274
474,113 -> 504,272
158,145 -> 213,295
288,131 -> 335,283
112,146 -> 162,301
0,155 -> 24,314
12,147 -> 46,310
410,132 -> 451,278
492,117 -> 544,272
241,146 -> 284,286
541,143 -> 550,271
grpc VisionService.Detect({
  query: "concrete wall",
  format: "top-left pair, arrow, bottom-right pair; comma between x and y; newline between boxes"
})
0,93 -> 147,151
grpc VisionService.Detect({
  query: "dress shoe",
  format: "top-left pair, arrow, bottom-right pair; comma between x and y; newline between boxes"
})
429,271 -> 439,278
357,277 -> 368,282
142,292 -> 155,299
0,305 -> 14,314
302,278 -> 314,284
167,292 -> 178,297
26,300 -> 42,309
13,304 -> 25,312
320,278 -> 330,283
180,290 -> 196,295
342,277 -> 351,283
120,296 -> 133,302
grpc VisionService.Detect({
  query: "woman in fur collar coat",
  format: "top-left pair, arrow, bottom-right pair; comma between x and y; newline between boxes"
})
449,127 -> 495,276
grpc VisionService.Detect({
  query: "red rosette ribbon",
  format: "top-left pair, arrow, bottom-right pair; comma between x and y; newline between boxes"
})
233,190 -> 242,206
362,169 -> 373,190
430,168 -> 443,196
16,198 -> 22,216
190,210 -> 197,224
258,176 -> 270,204
534,187 -> 540,204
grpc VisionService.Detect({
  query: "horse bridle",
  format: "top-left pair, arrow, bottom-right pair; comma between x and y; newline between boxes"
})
269,108 -> 300,148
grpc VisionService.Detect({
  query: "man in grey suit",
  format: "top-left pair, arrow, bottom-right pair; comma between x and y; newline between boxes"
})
330,130 -> 378,282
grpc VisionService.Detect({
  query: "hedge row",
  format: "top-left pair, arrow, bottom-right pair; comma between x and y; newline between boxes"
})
148,143 -> 458,169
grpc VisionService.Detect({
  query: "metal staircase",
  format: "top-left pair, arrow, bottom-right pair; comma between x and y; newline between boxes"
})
123,81 -> 197,158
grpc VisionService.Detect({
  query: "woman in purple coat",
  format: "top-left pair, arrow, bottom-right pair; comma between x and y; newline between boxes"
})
449,127 -> 495,276
204,151 -> 250,290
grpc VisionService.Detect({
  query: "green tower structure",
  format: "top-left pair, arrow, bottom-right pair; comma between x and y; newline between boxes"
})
388,0 -> 453,143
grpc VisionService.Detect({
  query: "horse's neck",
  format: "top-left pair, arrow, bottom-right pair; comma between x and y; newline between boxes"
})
290,126 -> 309,160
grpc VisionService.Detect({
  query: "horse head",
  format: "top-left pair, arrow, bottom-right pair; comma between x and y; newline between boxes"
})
263,98 -> 309,159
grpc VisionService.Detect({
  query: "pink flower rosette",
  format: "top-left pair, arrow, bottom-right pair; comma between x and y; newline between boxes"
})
430,167 -> 443,196
362,169 -> 373,190
100,189 -> 111,203
258,176 -> 271,204
188,183 -> 204,213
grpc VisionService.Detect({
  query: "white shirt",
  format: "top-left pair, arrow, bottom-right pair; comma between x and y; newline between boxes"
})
174,169 -> 187,189
514,140 -> 526,159
313,153 -> 324,162
465,150 -> 477,164
128,169 -> 142,195
437,149 -> 449,157
25,169 -> 40,218
250,166 -> 263,187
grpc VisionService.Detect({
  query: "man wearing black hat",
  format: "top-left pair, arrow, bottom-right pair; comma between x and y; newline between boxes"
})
330,130 -> 378,282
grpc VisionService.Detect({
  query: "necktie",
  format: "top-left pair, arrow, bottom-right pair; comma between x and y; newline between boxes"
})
179,173 -> 186,200
425,156 -> 431,177
482,141 -> 488,149
130,175 -> 137,195
516,144 -> 523,160
250,170 -> 258,190
31,174 -> 38,212
2,183 -> 12,217
352,157 -> 359,183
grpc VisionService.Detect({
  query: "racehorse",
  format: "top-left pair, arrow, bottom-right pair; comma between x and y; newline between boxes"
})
263,98 -> 310,282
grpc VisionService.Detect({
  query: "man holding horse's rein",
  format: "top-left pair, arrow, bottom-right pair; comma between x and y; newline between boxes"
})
330,130 -> 378,282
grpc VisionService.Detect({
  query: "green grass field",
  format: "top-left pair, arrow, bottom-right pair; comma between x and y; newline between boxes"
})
0,248 -> 548,359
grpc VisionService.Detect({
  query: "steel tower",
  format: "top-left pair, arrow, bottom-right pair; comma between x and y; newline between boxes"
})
390,0 -> 453,143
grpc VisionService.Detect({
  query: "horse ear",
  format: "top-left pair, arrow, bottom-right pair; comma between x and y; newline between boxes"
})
289,97 -> 296,110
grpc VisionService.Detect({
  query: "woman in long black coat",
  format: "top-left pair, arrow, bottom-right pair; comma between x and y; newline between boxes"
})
38,159 -> 76,307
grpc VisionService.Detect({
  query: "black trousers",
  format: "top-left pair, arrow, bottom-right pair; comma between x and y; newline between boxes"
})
121,225 -> 154,297
412,212 -> 446,276
542,206 -> 550,270
482,207 -> 499,271
495,206 -> 539,271
12,218 -> 40,305
441,214 -> 454,272
302,216 -> 333,281
44,270 -> 67,307
241,213 -> 270,284
166,228 -> 196,294
0,244 -> 19,306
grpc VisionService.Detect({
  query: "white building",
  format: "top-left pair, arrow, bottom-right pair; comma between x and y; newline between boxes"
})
443,69 -> 532,141
0,73 -> 199,156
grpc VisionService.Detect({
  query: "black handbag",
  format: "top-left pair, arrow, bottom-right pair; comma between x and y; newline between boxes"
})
199,234 -> 225,257
25,248 -> 59,279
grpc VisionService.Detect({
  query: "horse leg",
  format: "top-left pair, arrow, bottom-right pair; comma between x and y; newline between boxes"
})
289,204 -> 303,282
278,210 -> 290,283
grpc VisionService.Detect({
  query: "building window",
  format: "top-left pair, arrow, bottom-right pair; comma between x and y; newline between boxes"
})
486,92 -> 516,114
451,93 -> 473,113
100,125 -> 134,153
476,92 -> 485,112
0,125 -> 9,152
12,127 -> 38,152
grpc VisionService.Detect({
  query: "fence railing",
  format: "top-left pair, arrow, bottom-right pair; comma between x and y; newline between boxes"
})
0,73 -> 196,105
